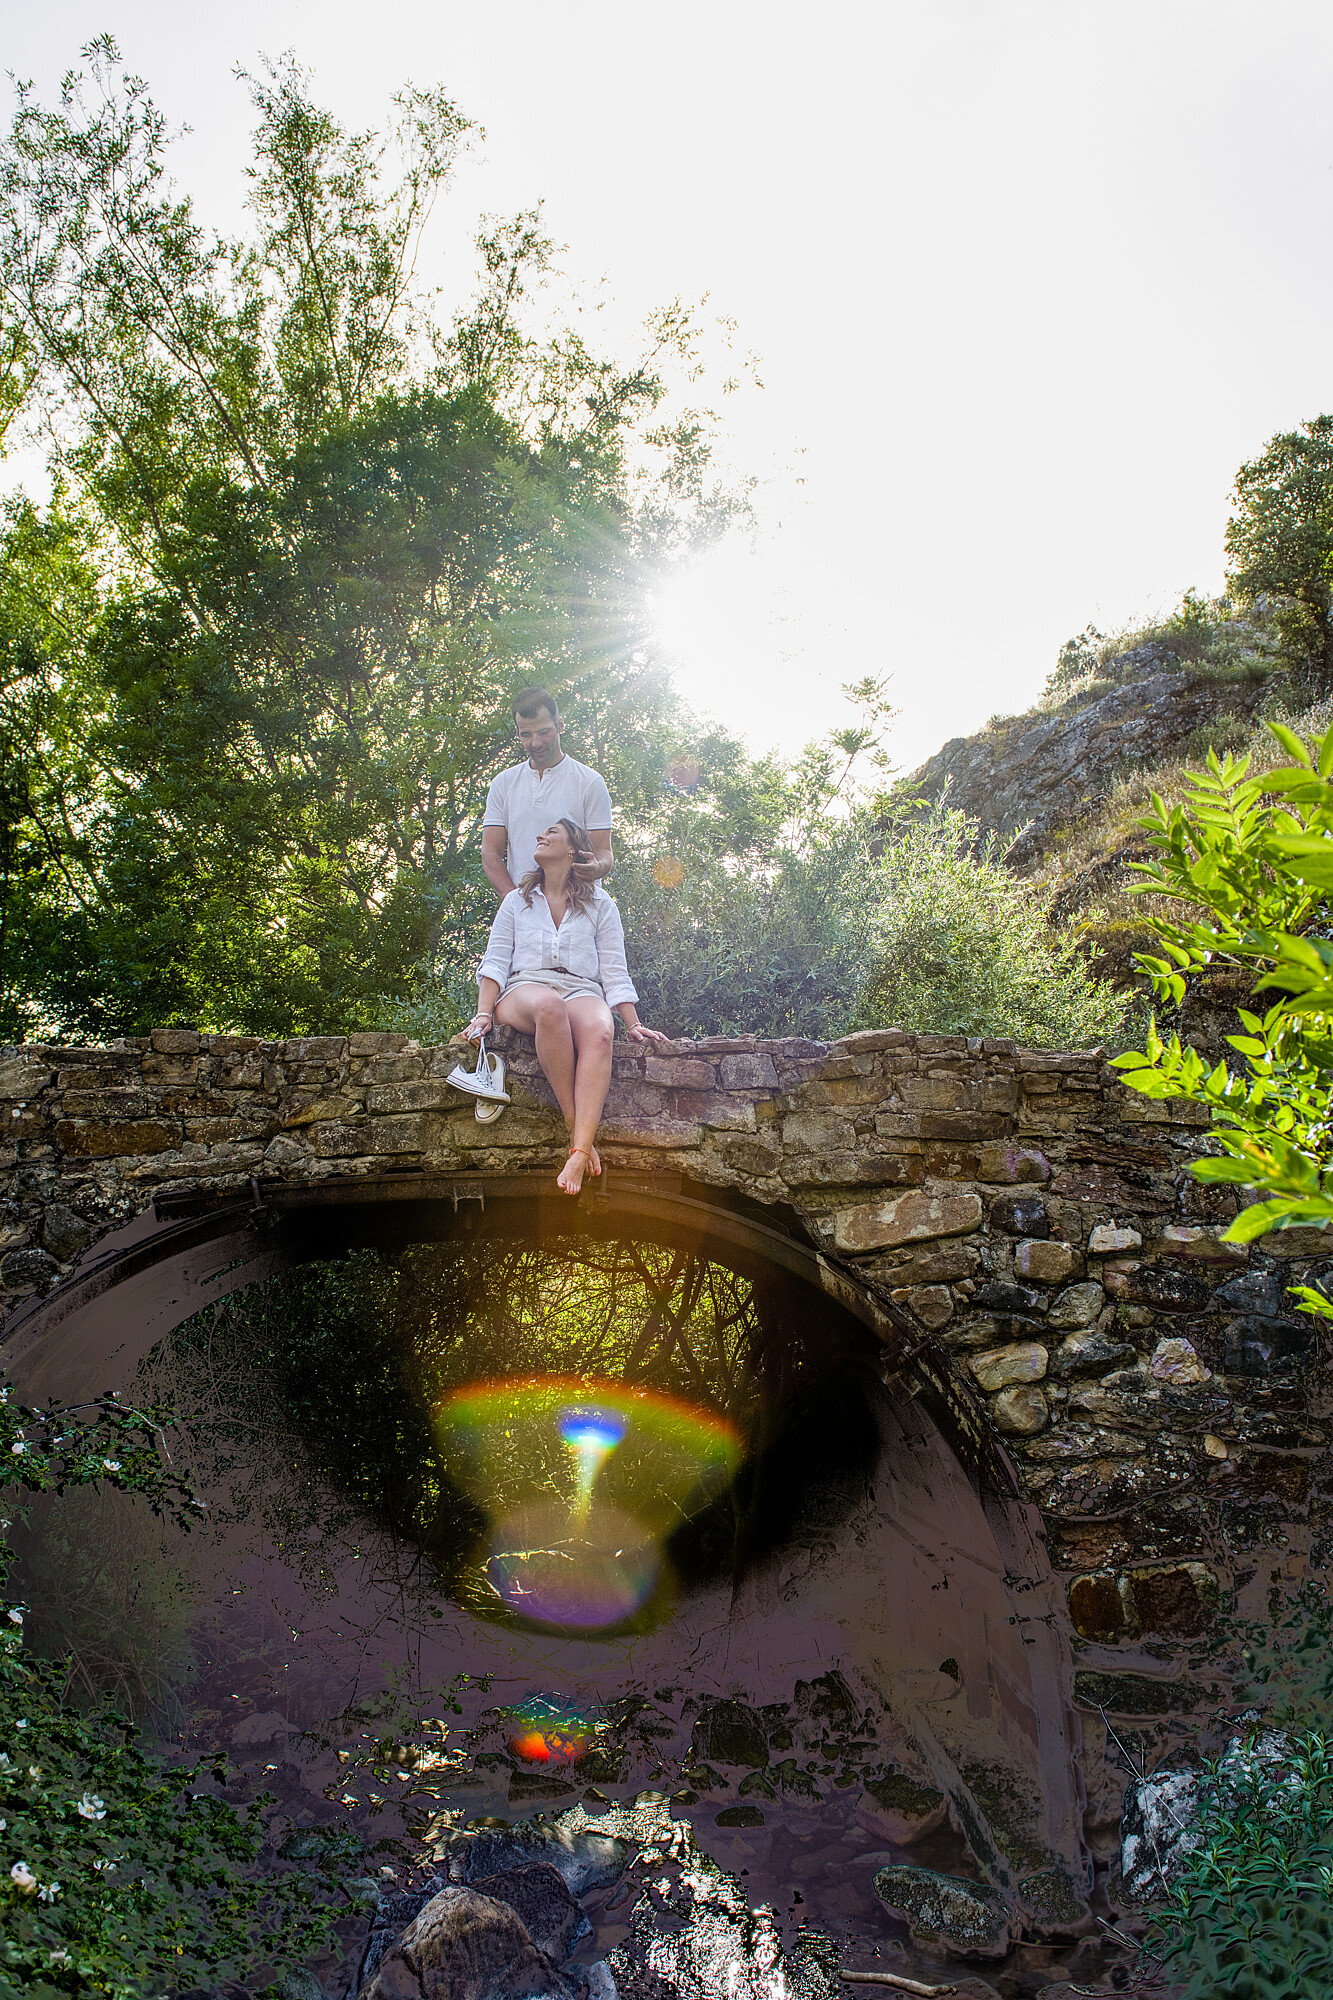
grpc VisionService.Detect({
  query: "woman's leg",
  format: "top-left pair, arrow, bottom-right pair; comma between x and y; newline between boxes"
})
494,985 -> 577,1129
557,995 -> 616,1194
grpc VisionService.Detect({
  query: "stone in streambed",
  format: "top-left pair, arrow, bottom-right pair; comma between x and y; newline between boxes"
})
471,1863 -> 591,1963
689,1698 -> 769,1769
862,1770 -> 948,1844
1015,1866 -> 1094,1939
435,1821 -> 632,1897
358,1883 -> 583,1999
871,1864 -> 1011,1960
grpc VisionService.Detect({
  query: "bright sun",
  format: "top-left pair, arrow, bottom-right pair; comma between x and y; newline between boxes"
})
650,543 -> 804,741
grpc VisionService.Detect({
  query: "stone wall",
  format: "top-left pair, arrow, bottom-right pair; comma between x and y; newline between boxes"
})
1,1022 -> 1327,1719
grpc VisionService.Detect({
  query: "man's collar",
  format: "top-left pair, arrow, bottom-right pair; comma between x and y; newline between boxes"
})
527,749 -> 567,773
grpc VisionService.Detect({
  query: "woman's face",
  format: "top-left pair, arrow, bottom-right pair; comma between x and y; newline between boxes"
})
534,822 -> 573,861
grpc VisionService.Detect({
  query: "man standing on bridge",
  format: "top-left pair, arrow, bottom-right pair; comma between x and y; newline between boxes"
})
481,688 -> 615,898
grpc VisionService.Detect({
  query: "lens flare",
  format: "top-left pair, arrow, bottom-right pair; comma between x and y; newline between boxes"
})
434,1377 -> 741,1633
651,856 -> 687,889
505,1696 -> 595,1767
667,756 -> 700,791
559,1403 -> 627,1524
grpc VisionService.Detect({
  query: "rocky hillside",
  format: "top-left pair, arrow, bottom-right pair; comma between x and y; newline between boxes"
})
907,623 -> 1279,869
900,607 -> 1312,1043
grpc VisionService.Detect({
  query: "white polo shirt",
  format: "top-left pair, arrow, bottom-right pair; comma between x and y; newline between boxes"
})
483,754 -> 613,885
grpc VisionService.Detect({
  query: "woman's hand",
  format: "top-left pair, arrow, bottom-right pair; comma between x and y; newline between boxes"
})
623,1021 -> 671,1047
464,1010 -> 494,1043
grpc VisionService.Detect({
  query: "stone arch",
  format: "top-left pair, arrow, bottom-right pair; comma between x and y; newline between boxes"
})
5,1161 -> 1089,1907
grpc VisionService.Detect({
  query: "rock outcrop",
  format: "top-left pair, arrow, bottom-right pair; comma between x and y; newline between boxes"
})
908,655 -> 1268,865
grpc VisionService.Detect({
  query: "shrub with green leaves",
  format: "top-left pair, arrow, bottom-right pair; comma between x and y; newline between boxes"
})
1111,719 -> 1333,1290
850,801 -> 1128,1048
0,1385 -> 343,2000
1141,1729 -> 1333,2000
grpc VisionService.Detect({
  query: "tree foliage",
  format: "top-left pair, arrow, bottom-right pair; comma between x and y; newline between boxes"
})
1226,414 -> 1333,687
849,799 -> 1127,1047
0,42 -> 743,1039
1111,721 -> 1333,1290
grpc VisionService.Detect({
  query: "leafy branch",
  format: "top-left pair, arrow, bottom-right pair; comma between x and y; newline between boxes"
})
1110,720 -> 1333,1297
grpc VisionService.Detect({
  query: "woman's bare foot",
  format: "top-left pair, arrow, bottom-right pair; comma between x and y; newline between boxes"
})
562,1137 -> 601,1177
558,1146 -> 591,1195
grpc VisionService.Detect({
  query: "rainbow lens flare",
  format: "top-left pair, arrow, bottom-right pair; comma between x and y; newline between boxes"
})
505,1695 -> 595,1767
434,1377 -> 742,1633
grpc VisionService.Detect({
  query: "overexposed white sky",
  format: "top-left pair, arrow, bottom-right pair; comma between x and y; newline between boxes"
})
8,0 -> 1333,770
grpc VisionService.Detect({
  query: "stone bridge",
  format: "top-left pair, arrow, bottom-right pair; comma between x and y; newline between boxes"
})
0,1021 -> 1327,1881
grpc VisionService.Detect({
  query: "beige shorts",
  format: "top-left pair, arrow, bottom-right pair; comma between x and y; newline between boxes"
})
501,969 -> 607,1004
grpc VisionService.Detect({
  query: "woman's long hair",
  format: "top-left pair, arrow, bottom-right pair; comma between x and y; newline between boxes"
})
518,818 -> 598,911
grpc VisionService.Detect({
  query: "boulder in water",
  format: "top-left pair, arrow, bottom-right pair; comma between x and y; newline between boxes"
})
1118,1761 -> 1202,1900
471,1862 -> 592,1962
1015,1867 -> 1094,1939
871,1865 -> 1011,1960
689,1699 -> 769,1769
358,1883 -> 584,2000
862,1770 -> 948,1844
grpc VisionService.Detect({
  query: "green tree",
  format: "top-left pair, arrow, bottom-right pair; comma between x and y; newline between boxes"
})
0,43 -> 743,1037
1225,414 -> 1333,686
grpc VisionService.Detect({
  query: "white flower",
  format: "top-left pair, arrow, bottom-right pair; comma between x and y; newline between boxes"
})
7,1608 -> 23,1625
10,1442 -> 25,1455
0,1819 -> 6,1831
37,1878 -> 60,1902
77,1792 -> 106,1820
48,1950 -> 73,1968
101,1458 -> 121,1473
27,1766 -> 40,1780
14,1718 -> 27,1728
93,1856 -> 118,1871
9,1860 -> 36,1892
0,1754 -> 10,1770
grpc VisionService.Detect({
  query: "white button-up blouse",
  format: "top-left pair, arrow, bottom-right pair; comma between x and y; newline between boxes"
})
477,886 -> 639,1008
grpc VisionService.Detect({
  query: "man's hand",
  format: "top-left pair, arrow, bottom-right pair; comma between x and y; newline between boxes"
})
571,829 -> 614,886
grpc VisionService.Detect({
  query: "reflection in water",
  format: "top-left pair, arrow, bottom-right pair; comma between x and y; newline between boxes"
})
436,1377 -> 741,1631
505,1695 -> 595,1767
117,1234 -> 878,1640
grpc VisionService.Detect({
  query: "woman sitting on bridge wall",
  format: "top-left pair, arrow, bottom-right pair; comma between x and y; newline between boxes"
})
464,817 -> 669,1194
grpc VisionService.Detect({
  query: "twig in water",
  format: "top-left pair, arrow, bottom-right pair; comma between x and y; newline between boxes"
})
839,1975 -> 956,1996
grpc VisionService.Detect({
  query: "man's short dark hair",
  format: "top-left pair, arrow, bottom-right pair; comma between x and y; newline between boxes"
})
513,687 -> 560,724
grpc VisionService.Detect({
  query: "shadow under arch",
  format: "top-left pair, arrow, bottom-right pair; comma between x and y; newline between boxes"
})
2,1168 -> 1090,1907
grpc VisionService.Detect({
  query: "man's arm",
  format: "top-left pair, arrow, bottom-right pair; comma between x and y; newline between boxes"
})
482,826 -> 516,898
572,827 -> 613,885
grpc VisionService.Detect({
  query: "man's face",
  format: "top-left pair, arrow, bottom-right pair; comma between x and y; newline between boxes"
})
516,707 -> 562,767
